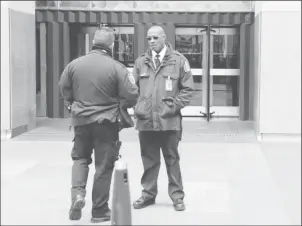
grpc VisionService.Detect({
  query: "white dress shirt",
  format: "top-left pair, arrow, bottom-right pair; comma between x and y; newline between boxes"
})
152,45 -> 167,68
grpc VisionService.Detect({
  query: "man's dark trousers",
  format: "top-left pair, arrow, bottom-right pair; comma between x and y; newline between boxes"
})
71,120 -> 119,217
139,130 -> 185,202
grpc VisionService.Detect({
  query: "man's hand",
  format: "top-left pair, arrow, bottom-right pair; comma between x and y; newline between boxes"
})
162,97 -> 175,107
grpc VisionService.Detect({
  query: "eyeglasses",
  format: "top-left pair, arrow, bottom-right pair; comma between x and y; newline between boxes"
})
146,36 -> 161,41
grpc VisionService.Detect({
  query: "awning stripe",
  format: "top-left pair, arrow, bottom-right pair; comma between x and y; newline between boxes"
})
36,10 -> 253,25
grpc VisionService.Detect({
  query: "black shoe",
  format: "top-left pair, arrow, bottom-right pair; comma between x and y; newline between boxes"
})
91,210 -> 111,223
133,196 -> 155,209
69,194 -> 85,220
173,199 -> 185,211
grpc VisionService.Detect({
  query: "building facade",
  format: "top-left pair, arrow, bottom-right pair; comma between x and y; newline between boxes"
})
1,1 -> 301,141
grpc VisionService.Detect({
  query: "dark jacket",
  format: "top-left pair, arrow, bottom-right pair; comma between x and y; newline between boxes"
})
58,46 -> 138,127
132,42 -> 194,131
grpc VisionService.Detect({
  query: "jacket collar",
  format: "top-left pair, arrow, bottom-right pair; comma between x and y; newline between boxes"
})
144,42 -> 174,62
90,44 -> 113,57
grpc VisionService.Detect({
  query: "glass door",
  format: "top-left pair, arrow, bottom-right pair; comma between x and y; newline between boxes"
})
210,28 -> 240,117
175,27 -> 240,119
175,27 -> 207,116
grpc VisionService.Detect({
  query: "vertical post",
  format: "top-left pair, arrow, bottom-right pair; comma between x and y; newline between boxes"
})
239,23 -> 251,120
134,23 -> 145,59
62,22 -> 71,118
248,23 -> 255,120
111,159 -> 132,225
46,22 -> 60,118
70,24 -> 78,61
200,25 -> 214,120
39,23 -> 47,117
206,25 -> 211,122
165,23 -> 175,49
85,33 -> 90,54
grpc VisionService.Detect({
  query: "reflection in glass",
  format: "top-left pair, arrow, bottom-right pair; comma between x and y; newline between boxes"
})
60,1 -> 90,8
213,76 -> 238,106
36,1 -> 253,11
36,1 -> 57,8
91,1 -> 106,8
175,35 -> 203,68
213,34 -> 239,69
85,29 -> 134,67
189,76 -> 203,106
176,34 -> 203,106
213,55 -> 238,69
113,34 -> 134,67
135,1 -> 154,10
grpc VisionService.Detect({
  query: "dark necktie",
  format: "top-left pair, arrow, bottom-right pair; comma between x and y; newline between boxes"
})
155,54 -> 161,69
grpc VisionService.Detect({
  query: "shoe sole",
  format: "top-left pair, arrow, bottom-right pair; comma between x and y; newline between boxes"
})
174,207 -> 186,211
69,199 -> 85,220
174,205 -> 186,211
133,201 -> 155,209
91,216 -> 111,223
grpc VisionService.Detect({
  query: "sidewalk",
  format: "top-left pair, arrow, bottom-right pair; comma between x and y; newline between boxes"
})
1,119 -> 301,225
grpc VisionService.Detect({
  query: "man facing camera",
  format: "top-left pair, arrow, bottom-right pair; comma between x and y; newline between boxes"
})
132,25 -> 194,211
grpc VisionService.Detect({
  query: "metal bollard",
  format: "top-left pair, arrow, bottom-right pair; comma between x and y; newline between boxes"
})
111,159 -> 132,225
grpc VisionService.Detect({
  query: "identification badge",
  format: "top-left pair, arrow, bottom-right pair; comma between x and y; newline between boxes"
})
165,76 -> 173,91
128,73 -> 135,84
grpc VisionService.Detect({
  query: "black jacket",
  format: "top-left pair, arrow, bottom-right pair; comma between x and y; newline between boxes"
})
58,46 -> 138,127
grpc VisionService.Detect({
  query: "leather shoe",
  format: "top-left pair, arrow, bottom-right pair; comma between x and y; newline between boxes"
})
133,196 -> 155,209
173,199 -> 185,211
91,210 -> 111,223
69,194 -> 85,220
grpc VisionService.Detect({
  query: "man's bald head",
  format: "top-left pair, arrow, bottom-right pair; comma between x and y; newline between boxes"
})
147,26 -> 166,37
147,25 -> 166,53
93,27 -> 115,48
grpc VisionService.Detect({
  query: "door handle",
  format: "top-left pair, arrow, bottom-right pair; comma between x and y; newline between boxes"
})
198,28 -> 216,34
198,29 -> 207,34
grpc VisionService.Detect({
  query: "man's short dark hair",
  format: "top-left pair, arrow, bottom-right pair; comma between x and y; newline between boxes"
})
93,27 -> 115,47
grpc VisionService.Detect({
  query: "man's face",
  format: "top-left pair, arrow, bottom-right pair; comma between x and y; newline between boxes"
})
147,28 -> 166,53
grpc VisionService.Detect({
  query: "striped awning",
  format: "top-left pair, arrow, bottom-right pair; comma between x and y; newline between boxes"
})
36,9 -> 253,25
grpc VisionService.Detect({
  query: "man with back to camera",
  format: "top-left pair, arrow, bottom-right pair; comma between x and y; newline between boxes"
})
132,25 -> 194,211
58,27 -> 138,223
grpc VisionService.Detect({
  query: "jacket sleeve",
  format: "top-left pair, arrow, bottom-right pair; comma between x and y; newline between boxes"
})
115,64 -> 139,108
174,57 -> 194,111
58,64 -> 73,103
132,58 -> 140,93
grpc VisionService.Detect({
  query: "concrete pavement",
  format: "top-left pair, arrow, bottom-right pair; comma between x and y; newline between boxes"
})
1,120 -> 301,225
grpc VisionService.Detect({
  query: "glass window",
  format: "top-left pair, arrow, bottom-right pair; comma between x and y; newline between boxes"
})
213,34 -> 239,69
84,26 -> 135,67
189,76 -> 203,106
35,1 -> 57,8
113,33 -> 134,67
175,35 -> 203,68
91,1 -> 106,9
59,1 -> 90,9
213,76 -> 239,106
176,33 -> 204,106
112,27 -> 135,67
